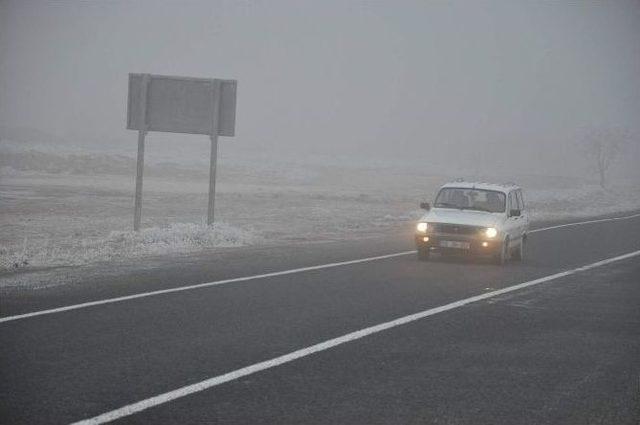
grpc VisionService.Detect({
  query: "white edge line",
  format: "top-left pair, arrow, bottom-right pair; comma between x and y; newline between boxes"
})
2,212 -> 640,324
0,251 -> 415,324
528,212 -> 640,234
71,248 -> 640,425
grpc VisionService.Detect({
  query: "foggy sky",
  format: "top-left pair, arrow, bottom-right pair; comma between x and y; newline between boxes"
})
1,0 -> 639,177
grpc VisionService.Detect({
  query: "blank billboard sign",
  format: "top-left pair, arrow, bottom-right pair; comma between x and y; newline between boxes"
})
127,74 -> 236,137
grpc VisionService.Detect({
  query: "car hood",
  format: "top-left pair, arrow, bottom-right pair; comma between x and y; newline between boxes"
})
419,208 -> 504,228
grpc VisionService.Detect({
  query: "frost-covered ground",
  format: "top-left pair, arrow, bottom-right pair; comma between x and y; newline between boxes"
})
1,139 -> 639,273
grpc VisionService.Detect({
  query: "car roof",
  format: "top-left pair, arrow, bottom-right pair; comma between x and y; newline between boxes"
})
439,181 -> 520,194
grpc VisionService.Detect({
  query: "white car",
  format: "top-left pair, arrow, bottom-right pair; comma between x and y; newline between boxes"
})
415,181 -> 529,264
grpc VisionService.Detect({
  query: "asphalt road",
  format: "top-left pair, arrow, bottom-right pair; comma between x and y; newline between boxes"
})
1,212 -> 640,424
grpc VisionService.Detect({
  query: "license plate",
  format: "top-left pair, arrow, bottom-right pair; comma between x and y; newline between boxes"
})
439,240 -> 470,249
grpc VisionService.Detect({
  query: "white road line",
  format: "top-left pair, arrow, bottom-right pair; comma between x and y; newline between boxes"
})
1,212 -> 639,324
71,249 -> 640,425
528,212 -> 640,234
0,251 -> 415,324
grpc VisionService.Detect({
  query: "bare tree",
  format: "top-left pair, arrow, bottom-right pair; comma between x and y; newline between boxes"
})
582,128 -> 628,189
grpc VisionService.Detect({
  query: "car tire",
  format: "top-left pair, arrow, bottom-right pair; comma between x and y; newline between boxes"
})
494,238 -> 509,265
512,237 -> 524,262
417,248 -> 430,261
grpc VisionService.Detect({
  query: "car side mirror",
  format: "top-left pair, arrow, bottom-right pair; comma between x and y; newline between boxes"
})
420,202 -> 431,211
510,209 -> 521,217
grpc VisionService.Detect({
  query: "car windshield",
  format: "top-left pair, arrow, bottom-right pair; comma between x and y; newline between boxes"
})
434,188 -> 506,213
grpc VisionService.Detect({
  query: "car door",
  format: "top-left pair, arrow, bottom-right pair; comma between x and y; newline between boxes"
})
513,190 -> 525,244
506,190 -> 521,244
517,189 -> 529,235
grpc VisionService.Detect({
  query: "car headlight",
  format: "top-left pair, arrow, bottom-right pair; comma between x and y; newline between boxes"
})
416,222 -> 428,233
485,227 -> 498,238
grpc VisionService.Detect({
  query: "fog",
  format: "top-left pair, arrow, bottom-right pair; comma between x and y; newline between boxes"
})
1,0 -> 639,178
4,4 -> 640,420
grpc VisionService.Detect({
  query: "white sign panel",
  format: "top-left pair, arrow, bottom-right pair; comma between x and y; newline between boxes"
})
127,74 -> 236,137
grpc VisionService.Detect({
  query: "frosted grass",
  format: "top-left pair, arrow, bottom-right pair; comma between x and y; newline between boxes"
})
0,223 -> 258,272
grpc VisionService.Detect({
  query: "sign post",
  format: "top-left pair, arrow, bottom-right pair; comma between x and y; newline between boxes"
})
127,73 -> 237,230
133,74 -> 150,231
208,79 -> 222,225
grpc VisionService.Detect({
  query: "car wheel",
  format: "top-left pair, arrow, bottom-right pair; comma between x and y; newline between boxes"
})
417,248 -> 430,261
512,237 -> 524,262
494,238 -> 509,265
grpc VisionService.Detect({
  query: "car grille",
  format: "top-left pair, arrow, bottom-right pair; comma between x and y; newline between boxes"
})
431,223 -> 483,235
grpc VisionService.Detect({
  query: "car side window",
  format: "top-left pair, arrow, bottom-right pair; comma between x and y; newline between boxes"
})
508,192 -> 515,213
518,190 -> 525,210
515,190 -> 523,211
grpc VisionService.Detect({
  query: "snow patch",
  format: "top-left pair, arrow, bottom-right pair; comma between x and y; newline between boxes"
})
0,223 -> 259,272
527,184 -> 640,221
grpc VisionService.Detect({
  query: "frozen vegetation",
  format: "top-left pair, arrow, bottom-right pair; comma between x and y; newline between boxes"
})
1,139 -> 639,273
0,223 -> 258,271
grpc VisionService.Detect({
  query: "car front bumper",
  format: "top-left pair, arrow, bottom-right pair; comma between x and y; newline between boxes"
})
415,233 -> 502,257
